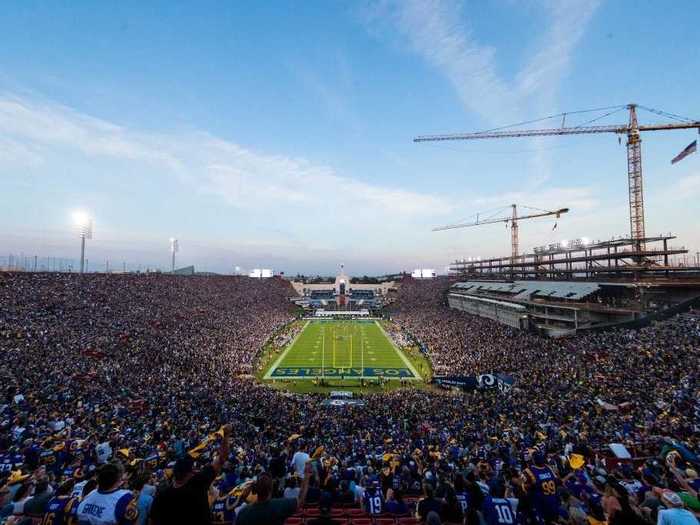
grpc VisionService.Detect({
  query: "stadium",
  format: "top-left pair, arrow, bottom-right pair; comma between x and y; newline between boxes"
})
2,266 -> 699,525
2,4 -> 700,525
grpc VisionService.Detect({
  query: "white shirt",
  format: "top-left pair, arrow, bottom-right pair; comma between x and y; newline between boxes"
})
77,488 -> 136,525
290,451 -> 310,478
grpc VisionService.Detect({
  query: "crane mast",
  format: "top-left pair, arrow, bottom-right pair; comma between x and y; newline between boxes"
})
626,105 -> 644,249
511,204 -> 518,265
416,104 -> 700,258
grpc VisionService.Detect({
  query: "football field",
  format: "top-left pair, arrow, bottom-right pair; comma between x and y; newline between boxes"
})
265,320 -> 421,380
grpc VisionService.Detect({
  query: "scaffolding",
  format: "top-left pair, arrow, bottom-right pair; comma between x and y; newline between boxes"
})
450,235 -> 697,281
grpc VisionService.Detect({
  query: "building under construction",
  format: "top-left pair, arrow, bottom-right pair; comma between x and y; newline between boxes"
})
445,238 -> 700,337
434,208 -> 700,337
450,234 -> 698,280
415,104 -> 700,336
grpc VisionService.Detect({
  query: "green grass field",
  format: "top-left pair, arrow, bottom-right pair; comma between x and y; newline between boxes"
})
264,320 -> 421,380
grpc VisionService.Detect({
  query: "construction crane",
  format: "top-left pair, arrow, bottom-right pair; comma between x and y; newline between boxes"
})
416,104 -> 700,255
434,204 -> 568,263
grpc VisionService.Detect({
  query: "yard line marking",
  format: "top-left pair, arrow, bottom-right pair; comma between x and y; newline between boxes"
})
322,325 -> 326,378
361,327 -> 364,378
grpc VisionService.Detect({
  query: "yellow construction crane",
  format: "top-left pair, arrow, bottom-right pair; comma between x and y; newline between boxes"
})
416,104 -> 700,255
434,204 -> 568,263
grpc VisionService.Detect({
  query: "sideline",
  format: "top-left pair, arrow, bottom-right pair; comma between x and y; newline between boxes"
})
263,320 -> 310,380
374,320 -> 422,380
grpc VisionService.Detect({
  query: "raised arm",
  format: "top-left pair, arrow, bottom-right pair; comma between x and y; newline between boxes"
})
212,424 -> 232,474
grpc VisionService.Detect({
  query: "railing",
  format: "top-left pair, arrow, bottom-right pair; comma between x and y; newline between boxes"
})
0,254 -> 159,273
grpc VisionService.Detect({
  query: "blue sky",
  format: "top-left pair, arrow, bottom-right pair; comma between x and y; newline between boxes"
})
1,0 -> 698,275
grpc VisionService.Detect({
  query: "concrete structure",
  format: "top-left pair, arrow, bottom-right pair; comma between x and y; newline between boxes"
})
448,280 -> 640,337
448,293 -> 528,330
448,279 -> 700,336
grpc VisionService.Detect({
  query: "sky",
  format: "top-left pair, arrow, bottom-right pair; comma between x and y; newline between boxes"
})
1,0 -> 699,275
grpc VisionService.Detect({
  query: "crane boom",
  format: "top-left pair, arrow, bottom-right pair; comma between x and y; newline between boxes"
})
415,104 -> 700,256
433,207 -> 569,231
415,121 -> 700,142
434,205 -> 568,264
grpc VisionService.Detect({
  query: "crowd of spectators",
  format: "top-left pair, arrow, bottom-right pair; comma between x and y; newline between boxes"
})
0,273 -> 698,525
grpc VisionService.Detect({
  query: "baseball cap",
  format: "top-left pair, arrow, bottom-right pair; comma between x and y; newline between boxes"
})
661,490 -> 683,507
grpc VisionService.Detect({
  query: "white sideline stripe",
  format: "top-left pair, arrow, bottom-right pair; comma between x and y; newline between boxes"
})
374,321 -> 422,381
263,320 -> 310,380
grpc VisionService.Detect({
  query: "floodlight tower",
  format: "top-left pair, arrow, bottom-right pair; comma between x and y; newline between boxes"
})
169,238 -> 179,273
73,211 -> 93,274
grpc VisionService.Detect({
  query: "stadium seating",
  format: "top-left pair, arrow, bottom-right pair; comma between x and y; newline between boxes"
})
349,519 -> 372,525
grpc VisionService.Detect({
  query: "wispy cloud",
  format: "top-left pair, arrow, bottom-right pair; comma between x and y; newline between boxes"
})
517,0 -> 600,100
0,94 -> 454,221
663,172 -> 700,200
366,0 -> 517,125
290,58 -> 363,133
0,96 -> 183,169
366,0 -> 600,125
363,0 -> 601,189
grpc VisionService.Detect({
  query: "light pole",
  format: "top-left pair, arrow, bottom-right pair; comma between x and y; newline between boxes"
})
170,238 -> 179,273
73,211 -> 93,274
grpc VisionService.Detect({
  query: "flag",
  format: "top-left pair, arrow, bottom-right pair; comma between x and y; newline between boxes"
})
671,140 -> 697,164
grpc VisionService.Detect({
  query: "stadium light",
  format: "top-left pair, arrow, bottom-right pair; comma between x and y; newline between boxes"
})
169,238 -> 179,273
72,210 -> 93,274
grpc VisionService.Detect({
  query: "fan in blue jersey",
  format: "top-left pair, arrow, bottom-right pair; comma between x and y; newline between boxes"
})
0,451 -> 24,475
0,454 -> 14,475
362,480 -> 384,516
210,487 -> 240,525
483,486 -> 518,525
41,481 -> 79,525
522,453 -> 560,525
454,474 -> 470,516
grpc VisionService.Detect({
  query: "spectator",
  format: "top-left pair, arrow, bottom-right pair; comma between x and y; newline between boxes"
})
236,462 -> 311,525
151,424 -> 231,525
291,444 -> 310,479
385,488 -> 409,515
130,473 -> 153,525
418,484 -> 443,523
0,274 -> 695,525
76,463 -> 138,525
657,491 -> 699,525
